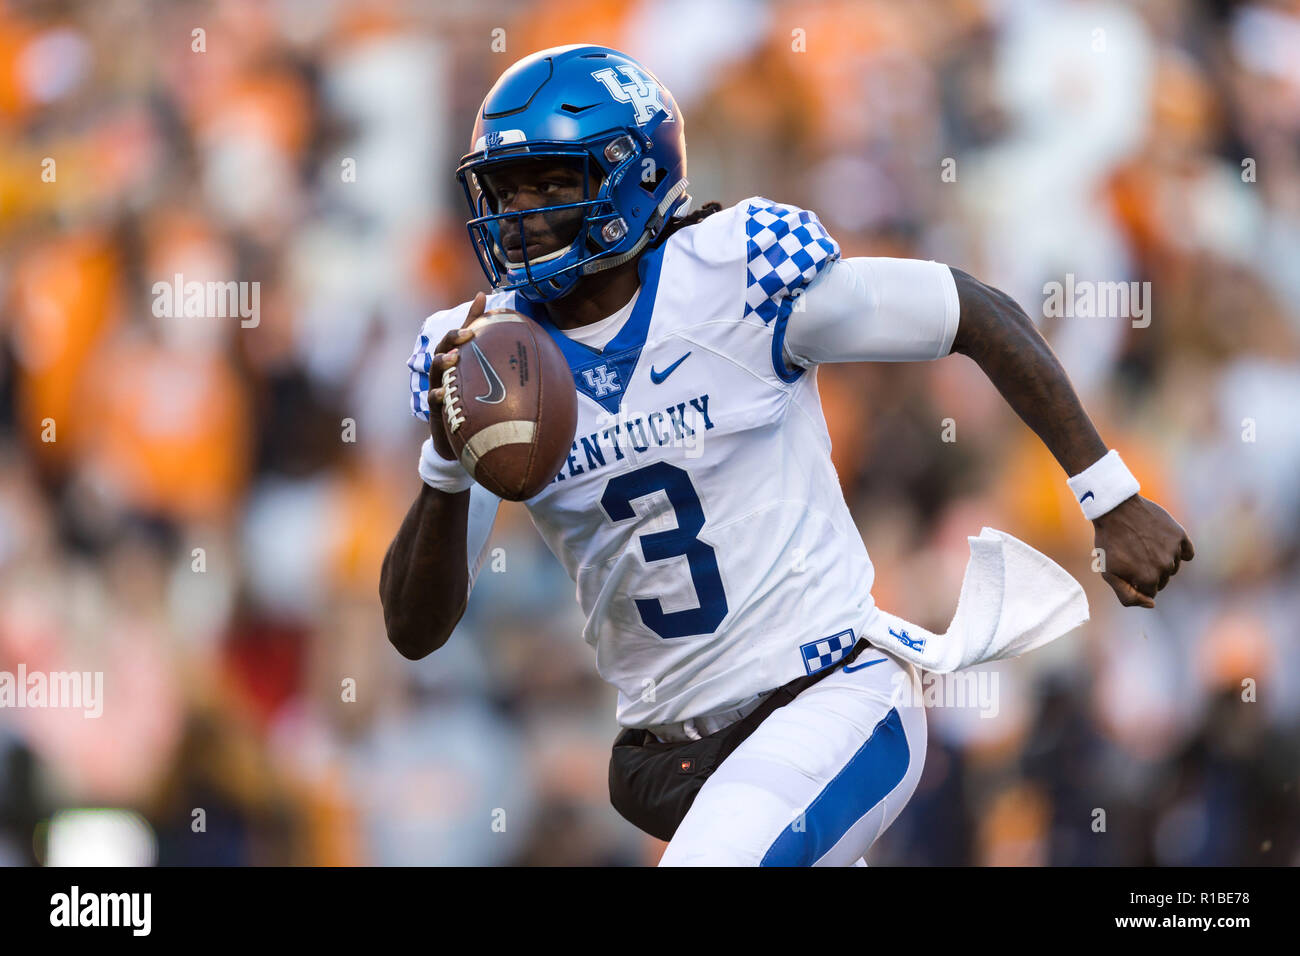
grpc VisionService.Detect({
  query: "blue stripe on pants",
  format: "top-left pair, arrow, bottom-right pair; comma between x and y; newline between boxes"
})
759,707 -> 910,866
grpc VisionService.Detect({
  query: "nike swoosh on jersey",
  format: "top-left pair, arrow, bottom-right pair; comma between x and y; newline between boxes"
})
471,341 -> 506,404
843,658 -> 888,673
650,351 -> 691,384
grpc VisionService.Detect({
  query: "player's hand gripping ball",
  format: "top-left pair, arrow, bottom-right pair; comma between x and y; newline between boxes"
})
430,292 -> 577,500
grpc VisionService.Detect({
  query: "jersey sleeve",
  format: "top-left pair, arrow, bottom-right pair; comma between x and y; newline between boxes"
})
739,199 -> 842,380
465,481 -> 501,588
782,256 -> 961,366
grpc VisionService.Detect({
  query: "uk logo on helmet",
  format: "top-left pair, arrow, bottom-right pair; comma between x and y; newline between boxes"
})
591,66 -> 673,126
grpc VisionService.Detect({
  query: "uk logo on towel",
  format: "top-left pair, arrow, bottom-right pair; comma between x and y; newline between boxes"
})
889,627 -> 925,652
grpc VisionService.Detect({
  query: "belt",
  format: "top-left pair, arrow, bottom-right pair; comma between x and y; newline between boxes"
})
645,689 -> 771,744
639,638 -> 875,744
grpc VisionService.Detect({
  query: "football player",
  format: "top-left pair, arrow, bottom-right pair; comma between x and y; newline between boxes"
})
380,45 -> 1193,866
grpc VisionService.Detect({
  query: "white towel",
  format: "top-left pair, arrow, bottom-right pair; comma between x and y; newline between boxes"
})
862,528 -> 1089,673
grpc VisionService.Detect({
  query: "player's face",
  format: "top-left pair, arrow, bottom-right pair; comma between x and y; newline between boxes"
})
477,159 -> 593,263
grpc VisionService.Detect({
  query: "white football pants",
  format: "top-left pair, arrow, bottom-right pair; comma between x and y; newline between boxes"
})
659,648 -> 926,866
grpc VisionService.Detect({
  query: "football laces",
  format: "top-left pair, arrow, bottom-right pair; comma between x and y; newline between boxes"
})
442,366 -> 465,433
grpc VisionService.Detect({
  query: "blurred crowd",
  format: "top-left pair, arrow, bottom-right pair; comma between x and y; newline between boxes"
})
0,0 -> 1297,866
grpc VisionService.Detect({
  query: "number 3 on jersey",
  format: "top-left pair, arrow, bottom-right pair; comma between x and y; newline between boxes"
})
599,462 -> 729,639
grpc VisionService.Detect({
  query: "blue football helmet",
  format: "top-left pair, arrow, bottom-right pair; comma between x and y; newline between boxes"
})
456,44 -> 690,303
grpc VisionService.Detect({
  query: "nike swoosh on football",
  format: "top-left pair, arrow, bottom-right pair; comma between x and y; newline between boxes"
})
650,351 -> 691,384
843,658 -> 888,673
471,341 -> 506,404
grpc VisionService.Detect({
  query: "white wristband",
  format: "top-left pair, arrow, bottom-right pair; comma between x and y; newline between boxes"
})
1067,449 -> 1140,520
419,436 -> 474,494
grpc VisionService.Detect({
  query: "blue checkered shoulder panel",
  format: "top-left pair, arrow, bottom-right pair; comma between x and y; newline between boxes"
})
742,199 -> 841,324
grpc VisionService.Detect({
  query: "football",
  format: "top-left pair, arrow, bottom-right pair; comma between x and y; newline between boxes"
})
440,308 -> 577,501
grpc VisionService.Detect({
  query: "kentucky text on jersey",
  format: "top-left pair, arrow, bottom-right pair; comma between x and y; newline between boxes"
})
552,393 -> 714,482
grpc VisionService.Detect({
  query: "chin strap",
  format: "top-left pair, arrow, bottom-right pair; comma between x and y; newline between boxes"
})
582,178 -> 690,276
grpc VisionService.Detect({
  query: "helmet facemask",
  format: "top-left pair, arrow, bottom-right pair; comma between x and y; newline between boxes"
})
456,133 -> 656,303
480,158 -> 592,266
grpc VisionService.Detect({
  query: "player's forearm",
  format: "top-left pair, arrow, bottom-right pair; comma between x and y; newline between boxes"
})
948,267 -> 1107,476
379,483 -> 472,659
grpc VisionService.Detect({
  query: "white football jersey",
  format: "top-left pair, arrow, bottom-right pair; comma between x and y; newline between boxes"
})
408,197 -> 956,728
